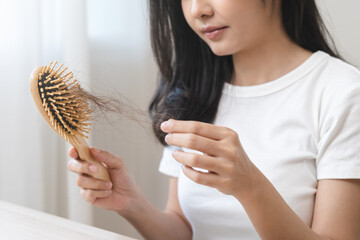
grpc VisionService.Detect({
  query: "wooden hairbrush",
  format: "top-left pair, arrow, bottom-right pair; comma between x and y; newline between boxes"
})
30,61 -> 111,182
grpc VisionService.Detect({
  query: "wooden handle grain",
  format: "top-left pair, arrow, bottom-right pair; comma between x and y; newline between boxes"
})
73,136 -> 111,182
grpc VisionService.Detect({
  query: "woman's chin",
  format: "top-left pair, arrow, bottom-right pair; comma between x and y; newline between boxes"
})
209,45 -> 236,57
212,50 -> 233,57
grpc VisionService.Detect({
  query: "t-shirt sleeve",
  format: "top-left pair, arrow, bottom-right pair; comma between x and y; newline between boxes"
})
159,145 -> 183,178
317,81 -> 360,180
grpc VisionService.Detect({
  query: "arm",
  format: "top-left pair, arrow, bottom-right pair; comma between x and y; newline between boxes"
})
68,148 -> 192,240
311,179 -> 360,240
122,177 -> 192,240
236,167 -> 360,240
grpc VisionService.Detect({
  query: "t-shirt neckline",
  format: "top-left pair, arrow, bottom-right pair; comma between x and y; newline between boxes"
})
222,51 -> 329,98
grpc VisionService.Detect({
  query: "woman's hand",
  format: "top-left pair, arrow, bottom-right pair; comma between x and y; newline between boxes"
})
161,119 -> 259,200
67,147 -> 141,215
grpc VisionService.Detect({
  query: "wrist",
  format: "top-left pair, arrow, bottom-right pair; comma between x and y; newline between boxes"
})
234,163 -> 268,205
117,186 -> 147,219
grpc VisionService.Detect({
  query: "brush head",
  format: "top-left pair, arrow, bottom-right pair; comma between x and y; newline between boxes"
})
30,61 -> 91,146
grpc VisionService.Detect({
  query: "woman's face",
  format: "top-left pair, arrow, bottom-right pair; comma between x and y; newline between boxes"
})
181,0 -> 281,56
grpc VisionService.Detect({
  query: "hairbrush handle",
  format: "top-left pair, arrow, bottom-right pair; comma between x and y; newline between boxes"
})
73,136 -> 111,182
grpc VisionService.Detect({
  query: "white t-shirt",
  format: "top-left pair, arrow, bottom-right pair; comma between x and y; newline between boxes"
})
158,51 -> 360,240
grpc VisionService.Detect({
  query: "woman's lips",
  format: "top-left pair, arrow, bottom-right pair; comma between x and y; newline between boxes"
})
201,26 -> 228,40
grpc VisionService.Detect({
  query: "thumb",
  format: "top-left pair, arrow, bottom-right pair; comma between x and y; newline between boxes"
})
90,147 -> 123,169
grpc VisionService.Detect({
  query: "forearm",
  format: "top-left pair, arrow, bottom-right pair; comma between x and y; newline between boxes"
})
237,167 -> 327,240
120,193 -> 192,240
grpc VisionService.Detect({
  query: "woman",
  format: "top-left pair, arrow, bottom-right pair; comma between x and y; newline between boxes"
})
68,0 -> 360,239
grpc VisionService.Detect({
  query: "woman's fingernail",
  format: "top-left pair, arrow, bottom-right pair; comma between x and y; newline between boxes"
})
106,190 -> 112,194
89,165 -> 98,173
161,121 -> 169,129
165,134 -> 171,141
92,147 -> 101,153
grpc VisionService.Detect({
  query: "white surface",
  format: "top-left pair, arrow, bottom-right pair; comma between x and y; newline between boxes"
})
0,200 -> 136,240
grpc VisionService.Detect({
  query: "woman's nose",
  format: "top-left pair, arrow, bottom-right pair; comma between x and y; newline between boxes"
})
191,0 -> 213,19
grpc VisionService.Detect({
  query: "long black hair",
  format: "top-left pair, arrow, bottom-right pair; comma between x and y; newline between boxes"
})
148,0 -> 342,146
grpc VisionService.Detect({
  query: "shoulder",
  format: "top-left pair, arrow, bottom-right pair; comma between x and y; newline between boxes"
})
312,52 -> 360,106
316,52 -> 360,88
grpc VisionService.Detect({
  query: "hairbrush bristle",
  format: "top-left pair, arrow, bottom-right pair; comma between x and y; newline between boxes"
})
38,61 -> 91,145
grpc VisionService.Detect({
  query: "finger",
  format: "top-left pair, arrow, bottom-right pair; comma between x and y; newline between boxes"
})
161,119 -> 229,140
90,148 -> 123,170
165,133 -> 221,157
182,165 -> 218,187
172,150 -> 220,173
80,188 -> 112,203
76,174 -> 113,190
67,159 -> 98,175
68,147 -> 79,160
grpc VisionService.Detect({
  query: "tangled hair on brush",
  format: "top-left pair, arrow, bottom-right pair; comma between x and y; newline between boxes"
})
76,85 -> 173,137
77,87 -> 143,124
